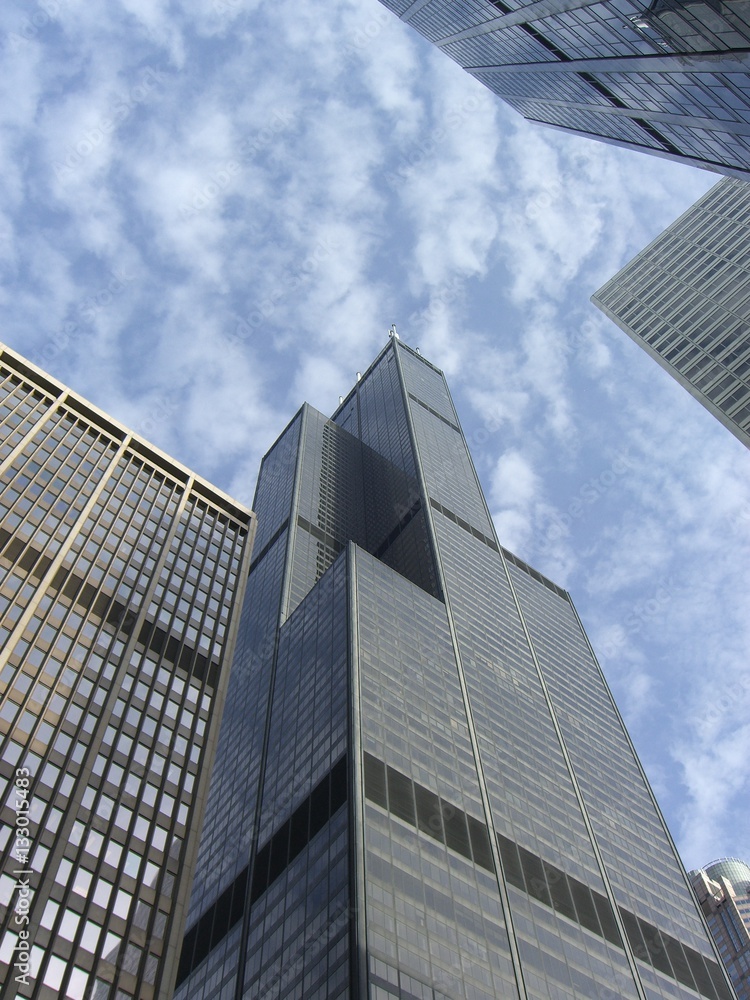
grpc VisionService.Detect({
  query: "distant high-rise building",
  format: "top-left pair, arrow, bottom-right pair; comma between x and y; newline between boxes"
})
377,0 -> 750,178
0,344 -> 255,999
592,176 -> 750,449
690,859 -> 750,1000
176,334 -> 733,1000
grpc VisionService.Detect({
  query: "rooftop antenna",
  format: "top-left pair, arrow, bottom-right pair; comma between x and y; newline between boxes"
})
389,323 -> 399,340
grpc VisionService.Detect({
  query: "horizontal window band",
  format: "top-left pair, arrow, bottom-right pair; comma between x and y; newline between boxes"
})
248,518 -> 289,573
177,754 -> 349,987
467,52 -> 750,76
363,752 -> 494,873
496,831 -> 731,999
0,526 -> 54,581
0,547 -> 220,688
176,866 -> 249,988
407,391 -> 460,432
429,496 -> 499,554
136,619 -> 219,689
373,498 -> 422,559
498,829 -> 621,945
500,545 -> 570,602
296,513 -> 344,555
251,754 -> 348,904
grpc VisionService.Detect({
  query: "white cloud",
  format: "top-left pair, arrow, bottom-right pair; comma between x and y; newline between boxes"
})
495,119 -> 715,309
490,448 -> 539,510
291,354 -> 349,415
489,448 -> 541,553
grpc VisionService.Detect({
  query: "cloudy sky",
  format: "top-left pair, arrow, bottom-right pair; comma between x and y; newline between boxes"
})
1,0 -> 748,874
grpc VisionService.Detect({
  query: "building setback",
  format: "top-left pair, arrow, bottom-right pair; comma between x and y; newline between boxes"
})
592,176 -> 750,450
176,335 -> 734,1000
375,0 -> 750,179
691,860 -> 750,1000
0,344 -> 255,999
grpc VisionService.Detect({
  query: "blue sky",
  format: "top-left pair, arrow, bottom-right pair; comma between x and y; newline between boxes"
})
1,0 -> 748,874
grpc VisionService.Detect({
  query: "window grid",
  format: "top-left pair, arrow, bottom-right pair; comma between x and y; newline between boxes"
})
0,359 -> 251,1000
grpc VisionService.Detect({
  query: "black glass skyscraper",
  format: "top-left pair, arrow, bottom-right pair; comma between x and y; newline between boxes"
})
375,0 -> 750,179
175,336 -> 734,999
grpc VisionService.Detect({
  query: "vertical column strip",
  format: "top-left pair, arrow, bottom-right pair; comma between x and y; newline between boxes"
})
416,344 -> 651,999
21,464 -> 194,995
279,405 -> 308,625
391,341 -> 528,1000
157,492 -> 255,1000
0,390 -> 67,480
565,599 -> 737,998
232,410 -> 307,1000
0,437 -> 129,673
498,567 -> 651,1000
347,542 -> 369,999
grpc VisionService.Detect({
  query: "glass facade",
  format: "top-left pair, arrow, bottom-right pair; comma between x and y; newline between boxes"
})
691,860 -> 750,1000
376,0 -> 750,178
0,346 -> 255,999
592,176 -> 750,450
177,336 -> 734,999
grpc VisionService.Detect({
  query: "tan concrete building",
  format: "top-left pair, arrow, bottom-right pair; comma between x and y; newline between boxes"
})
0,344 -> 255,999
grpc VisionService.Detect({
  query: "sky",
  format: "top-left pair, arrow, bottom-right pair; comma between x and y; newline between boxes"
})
1,0 -> 748,875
